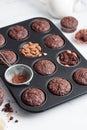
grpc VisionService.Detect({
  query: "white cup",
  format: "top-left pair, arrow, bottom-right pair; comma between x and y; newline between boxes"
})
40,0 -> 81,18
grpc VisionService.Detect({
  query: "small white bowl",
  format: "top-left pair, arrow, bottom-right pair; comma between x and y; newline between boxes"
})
4,64 -> 33,85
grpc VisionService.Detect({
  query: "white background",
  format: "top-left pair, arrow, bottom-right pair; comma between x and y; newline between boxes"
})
0,0 -> 87,130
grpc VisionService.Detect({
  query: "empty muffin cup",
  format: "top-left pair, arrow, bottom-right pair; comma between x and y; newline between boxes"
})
4,64 -> 33,85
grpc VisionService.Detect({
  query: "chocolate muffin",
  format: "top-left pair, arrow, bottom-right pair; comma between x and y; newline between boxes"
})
21,88 -> 45,106
75,29 -> 87,44
73,68 -> 87,85
61,16 -> 78,33
0,34 -> 5,47
32,19 -> 51,33
34,59 -> 56,75
8,25 -> 28,40
0,88 -> 4,105
57,50 -> 79,66
44,34 -> 64,49
0,50 -> 17,65
48,77 -> 71,96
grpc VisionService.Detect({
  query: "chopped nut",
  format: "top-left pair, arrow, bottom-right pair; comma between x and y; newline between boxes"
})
21,42 -> 42,58
66,50 -> 71,54
72,52 -> 78,57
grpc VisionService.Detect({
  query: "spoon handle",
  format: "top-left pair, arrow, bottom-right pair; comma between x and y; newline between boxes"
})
0,51 -> 11,67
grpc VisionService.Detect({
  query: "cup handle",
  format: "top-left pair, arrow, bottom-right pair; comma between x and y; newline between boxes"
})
40,0 -> 47,5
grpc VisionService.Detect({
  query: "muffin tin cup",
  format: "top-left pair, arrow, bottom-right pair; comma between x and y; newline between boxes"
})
19,41 -> 43,58
7,24 -> 30,41
56,49 -> 81,68
0,17 -> 87,112
30,19 -> 52,34
42,33 -> 65,50
0,49 -> 19,65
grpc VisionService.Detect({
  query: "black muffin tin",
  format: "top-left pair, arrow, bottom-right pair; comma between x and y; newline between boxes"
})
0,17 -> 87,113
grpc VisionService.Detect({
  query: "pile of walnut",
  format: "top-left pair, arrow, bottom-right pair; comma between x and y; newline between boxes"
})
21,42 -> 42,57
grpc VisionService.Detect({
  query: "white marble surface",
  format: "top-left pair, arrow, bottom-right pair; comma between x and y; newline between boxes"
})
0,0 -> 87,130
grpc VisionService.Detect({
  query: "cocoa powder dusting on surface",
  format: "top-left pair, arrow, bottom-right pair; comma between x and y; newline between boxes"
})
9,116 -> 13,121
2,103 -> 13,112
1,102 -> 19,123
15,120 -> 18,123
12,74 -> 27,84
